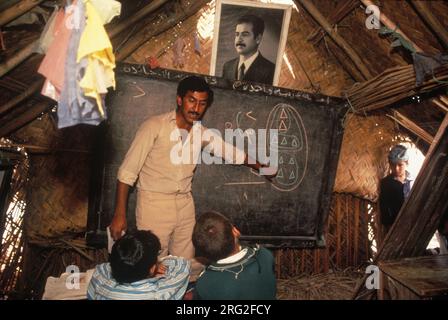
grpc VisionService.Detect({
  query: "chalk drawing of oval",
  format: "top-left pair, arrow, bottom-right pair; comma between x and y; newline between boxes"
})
266,103 -> 308,192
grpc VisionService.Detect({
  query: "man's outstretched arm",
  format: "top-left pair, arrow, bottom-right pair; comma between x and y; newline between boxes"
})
204,129 -> 277,180
243,153 -> 277,180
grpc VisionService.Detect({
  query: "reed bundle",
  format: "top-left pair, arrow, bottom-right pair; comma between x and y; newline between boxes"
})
346,64 -> 448,113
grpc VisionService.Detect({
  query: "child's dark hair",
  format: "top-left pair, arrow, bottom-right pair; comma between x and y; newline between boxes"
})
177,76 -> 214,106
110,230 -> 161,283
192,211 -> 234,262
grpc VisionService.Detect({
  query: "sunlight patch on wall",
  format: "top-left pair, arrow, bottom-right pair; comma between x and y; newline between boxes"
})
283,53 -> 296,79
197,0 -> 216,40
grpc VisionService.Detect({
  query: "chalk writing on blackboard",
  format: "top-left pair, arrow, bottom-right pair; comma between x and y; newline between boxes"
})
267,103 -> 308,192
86,66 -> 346,248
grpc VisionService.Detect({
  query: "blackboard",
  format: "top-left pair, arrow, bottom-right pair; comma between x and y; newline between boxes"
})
87,63 -> 346,248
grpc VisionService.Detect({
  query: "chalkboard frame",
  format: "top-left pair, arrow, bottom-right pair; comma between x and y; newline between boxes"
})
86,63 -> 346,248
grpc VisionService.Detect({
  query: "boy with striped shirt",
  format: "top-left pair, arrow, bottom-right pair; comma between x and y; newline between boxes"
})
87,230 -> 190,300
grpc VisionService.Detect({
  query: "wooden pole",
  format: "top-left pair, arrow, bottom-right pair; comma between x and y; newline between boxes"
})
432,99 -> 448,113
426,112 -> 448,157
0,79 -> 43,115
0,101 -> 52,138
115,0 -> 210,61
108,0 -> 169,38
0,0 -> 45,27
325,39 -> 366,83
0,41 -> 37,78
439,96 -> 448,107
387,110 -> 434,144
360,0 -> 423,52
1,143 -> 90,154
308,0 -> 359,45
296,0 -> 373,80
410,0 -> 448,49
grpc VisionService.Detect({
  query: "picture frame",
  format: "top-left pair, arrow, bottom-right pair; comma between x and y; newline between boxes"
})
210,0 -> 292,86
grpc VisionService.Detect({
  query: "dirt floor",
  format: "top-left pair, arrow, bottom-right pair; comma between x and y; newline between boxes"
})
277,268 -> 364,300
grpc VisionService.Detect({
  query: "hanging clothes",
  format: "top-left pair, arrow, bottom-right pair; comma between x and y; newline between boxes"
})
34,6 -> 59,54
194,32 -> 202,56
412,52 -> 448,86
37,0 -> 120,128
58,0 -> 104,128
77,0 -> 116,116
90,0 -> 121,24
172,37 -> 186,69
38,8 -> 73,101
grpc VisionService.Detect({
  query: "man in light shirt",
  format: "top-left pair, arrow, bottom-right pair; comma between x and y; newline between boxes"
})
222,15 -> 275,85
109,76 -> 275,276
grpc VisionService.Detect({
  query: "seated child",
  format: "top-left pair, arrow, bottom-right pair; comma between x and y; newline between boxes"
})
87,230 -> 190,300
192,211 -> 276,300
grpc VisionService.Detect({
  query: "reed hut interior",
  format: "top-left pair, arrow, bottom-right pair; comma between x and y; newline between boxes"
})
0,0 -> 447,300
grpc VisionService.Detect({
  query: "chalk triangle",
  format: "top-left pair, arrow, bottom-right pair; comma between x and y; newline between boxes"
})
289,170 -> 295,179
292,138 -> 298,147
279,120 -> 287,132
289,157 -> 295,165
280,108 -> 288,119
281,137 -> 288,145
277,168 -> 284,178
271,134 -> 278,145
279,156 -> 284,164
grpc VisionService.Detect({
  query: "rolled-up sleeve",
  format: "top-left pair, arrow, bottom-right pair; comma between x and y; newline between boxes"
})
117,119 -> 158,186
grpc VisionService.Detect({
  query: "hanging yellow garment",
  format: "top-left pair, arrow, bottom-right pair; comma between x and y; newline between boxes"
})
90,0 -> 121,24
77,0 -> 116,116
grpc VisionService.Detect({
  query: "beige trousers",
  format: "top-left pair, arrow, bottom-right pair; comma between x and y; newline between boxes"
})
136,190 -> 203,279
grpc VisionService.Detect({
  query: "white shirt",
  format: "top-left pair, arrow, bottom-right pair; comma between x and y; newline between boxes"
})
217,247 -> 248,264
238,51 -> 259,75
118,110 -> 246,194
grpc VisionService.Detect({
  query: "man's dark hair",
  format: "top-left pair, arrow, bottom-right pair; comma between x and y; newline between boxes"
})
237,14 -> 265,38
110,230 -> 161,284
177,76 -> 214,106
192,211 -> 235,262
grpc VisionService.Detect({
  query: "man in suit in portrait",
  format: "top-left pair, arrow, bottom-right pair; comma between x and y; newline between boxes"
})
222,14 -> 275,85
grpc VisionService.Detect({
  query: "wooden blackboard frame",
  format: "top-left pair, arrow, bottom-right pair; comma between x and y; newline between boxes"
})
86,63 -> 346,248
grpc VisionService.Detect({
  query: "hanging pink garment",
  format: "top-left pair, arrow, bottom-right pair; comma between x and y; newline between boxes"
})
38,8 -> 73,100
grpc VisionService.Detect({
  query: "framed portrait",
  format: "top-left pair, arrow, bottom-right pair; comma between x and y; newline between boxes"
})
210,0 -> 292,86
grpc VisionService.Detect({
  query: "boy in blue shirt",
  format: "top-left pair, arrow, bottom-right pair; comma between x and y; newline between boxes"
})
88,230 -> 190,300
